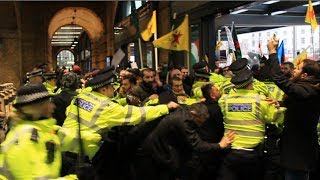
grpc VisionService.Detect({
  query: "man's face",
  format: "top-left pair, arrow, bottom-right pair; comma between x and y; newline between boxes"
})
121,79 -> 132,93
211,85 -> 221,101
181,68 -> 189,78
281,64 -> 293,77
172,80 -> 184,94
291,62 -> 304,81
104,85 -> 115,98
142,70 -> 154,83
170,69 -> 183,79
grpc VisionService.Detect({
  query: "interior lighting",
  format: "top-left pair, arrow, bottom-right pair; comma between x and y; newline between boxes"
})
263,0 -> 280,5
303,1 -> 320,6
271,11 -> 287,16
230,9 -> 248,14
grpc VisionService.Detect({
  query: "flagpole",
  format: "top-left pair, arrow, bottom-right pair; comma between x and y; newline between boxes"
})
154,32 -> 159,71
310,26 -> 315,59
138,38 -> 144,68
186,14 -> 190,72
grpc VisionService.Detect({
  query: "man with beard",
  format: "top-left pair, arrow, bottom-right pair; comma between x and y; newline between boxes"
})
132,68 -> 159,106
281,62 -> 294,78
267,37 -> 320,180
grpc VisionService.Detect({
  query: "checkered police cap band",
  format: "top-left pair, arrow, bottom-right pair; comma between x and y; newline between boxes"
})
91,79 -> 114,89
234,77 -> 254,88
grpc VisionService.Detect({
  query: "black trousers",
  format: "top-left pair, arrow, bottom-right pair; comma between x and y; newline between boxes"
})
219,149 -> 263,180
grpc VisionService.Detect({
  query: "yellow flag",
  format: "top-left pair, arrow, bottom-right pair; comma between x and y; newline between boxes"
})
141,10 -> 157,41
153,15 -> 189,51
216,40 -> 223,50
293,50 -> 308,67
305,0 -> 318,32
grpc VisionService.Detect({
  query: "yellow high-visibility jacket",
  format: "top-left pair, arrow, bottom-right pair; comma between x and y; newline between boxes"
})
59,91 -> 169,159
43,82 -> 57,95
0,118 -> 64,180
263,81 -> 284,102
219,89 -> 286,149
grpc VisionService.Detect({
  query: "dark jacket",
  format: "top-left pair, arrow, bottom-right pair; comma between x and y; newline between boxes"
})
52,90 -> 78,126
142,106 -> 221,172
159,90 -> 178,104
132,82 -> 157,105
199,99 -> 224,143
269,53 -> 320,171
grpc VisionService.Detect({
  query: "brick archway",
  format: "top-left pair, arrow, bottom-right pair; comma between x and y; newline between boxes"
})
48,7 -> 105,71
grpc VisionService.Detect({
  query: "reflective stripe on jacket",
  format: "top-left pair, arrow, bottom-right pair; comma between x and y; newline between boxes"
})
219,89 -> 285,149
0,119 -> 61,180
59,91 -> 169,159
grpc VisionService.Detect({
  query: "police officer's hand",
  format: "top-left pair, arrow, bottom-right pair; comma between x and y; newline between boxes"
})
218,130 -> 236,149
266,97 -> 280,108
167,101 -> 180,110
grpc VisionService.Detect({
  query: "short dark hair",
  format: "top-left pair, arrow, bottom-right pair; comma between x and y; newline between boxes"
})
302,59 -> 320,78
169,76 -> 182,86
201,83 -> 213,101
141,68 -> 153,77
122,75 -> 136,85
189,103 -> 209,120
282,62 -> 294,69
180,66 -> 188,70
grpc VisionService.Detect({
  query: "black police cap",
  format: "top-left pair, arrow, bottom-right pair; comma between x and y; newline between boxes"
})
43,72 -> 57,80
86,65 -> 115,89
29,69 -> 43,78
194,69 -> 210,79
231,69 -> 253,88
229,58 -> 249,74
192,61 -> 207,71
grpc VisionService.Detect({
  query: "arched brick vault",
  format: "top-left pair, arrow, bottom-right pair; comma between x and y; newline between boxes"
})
48,7 -> 106,70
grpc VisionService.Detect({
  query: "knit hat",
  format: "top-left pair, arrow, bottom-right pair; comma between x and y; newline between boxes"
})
231,69 -> 254,88
85,65 -> 116,89
43,72 -> 57,80
13,83 -> 52,108
28,69 -> 43,78
229,58 -> 249,74
72,65 -> 81,73
61,72 -> 78,89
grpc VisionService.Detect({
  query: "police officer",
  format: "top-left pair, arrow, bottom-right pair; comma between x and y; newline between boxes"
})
191,61 -> 211,99
58,65 -> 179,160
0,83 -> 76,179
43,72 -> 58,95
27,69 -> 44,85
218,69 -> 286,180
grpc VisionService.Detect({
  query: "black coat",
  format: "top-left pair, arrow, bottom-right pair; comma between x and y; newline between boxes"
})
52,90 -> 78,126
142,106 -> 221,172
269,53 -> 320,171
199,99 -> 225,143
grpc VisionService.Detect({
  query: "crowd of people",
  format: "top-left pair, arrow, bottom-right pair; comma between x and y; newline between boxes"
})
0,37 -> 319,180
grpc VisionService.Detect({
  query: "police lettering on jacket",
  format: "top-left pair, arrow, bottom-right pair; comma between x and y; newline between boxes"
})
228,103 -> 252,112
74,98 -> 95,112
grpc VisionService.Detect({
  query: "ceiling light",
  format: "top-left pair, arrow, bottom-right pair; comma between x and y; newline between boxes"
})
263,0 -> 280,5
52,36 -> 78,38
72,44 -> 76,47
271,11 -> 287,16
71,47 -> 74,49
303,1 -> 320,6
51,42 -> 73,44
114,27 -> 122,30
61,26 -> 82,30
51,39 -> 74,42
230,9 -> 248,14
74,41 -> 78,44
55,32 -> 81,35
